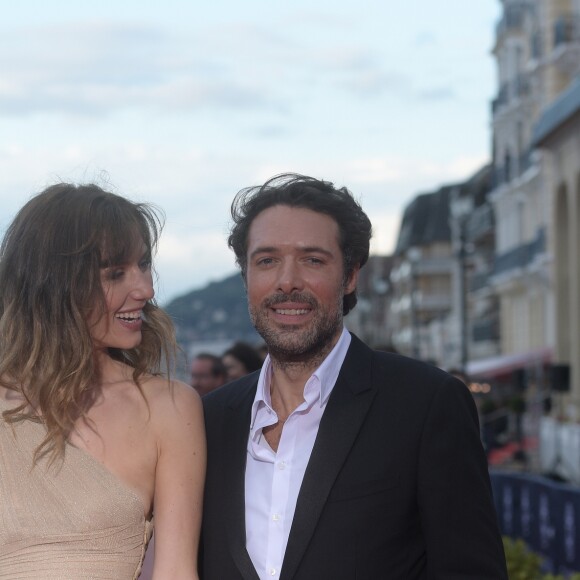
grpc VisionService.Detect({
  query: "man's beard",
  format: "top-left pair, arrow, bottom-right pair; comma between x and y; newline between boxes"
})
249,291 -> 344,364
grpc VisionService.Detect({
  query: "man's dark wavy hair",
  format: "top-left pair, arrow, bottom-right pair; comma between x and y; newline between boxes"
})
227,173 -> 372,315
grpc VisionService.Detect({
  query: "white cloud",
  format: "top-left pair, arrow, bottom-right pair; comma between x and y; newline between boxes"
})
0,15 -> 455,119
0,0 -> 500,301
155,230 -> 237,304
345,158 -> 403,183
414,154 -> 490,183
340,154 -> 489,192
370,212 -> 402,255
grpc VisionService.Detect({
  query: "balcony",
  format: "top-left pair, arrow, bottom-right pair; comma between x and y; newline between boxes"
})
413,257 -> 455,276
496,3 -> 527,38
493,228 -> 546,276
493,165 -> 508,188
492,74 -> 532,116
552,15 -> 580,76
467,204 -> 494,242
492,148 -> 536,190
514,73 -> 531,98
491,83 -> 510,115
470,271 -> 491,293
518,148 -> 534,175
415,293 -> 452,312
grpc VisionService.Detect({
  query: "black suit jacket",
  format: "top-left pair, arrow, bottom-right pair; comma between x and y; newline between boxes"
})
201,334 -> 507,579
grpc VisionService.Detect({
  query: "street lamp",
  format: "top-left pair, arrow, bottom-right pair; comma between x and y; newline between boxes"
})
407,247 -> 422,360
450,191 -> 473,374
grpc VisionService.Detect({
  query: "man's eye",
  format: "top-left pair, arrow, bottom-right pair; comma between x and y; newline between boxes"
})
257,258 -> 274,266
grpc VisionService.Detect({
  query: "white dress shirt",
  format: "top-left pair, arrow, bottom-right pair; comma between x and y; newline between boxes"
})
245,327 -> 351,579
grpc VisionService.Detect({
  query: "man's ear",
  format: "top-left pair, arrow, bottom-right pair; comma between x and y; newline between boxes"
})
344,265 -> 360,295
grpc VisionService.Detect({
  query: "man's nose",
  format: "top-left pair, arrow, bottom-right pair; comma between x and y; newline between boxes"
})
276,261 -> 304,295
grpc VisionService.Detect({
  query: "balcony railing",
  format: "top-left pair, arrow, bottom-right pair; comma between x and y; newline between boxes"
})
496,3 -> 527,37
413,257 -> 455,276
493,165 -> 508,188
492,148 -> 536,188
493,228 -> 546,276
519,148 -> 534,174
492,74 -> 532,115
466,204 -> 494,242
513,73 -> 531,98
492,83 -> 510,114
415,293 -> 452,312
470,271 -> 491,293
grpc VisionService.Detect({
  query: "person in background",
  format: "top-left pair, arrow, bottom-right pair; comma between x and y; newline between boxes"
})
0,183 -> 205,579
222,341 -> 263,382
256,342 -> 269,362
200,173 -> 507,579
191,353 -> 227,396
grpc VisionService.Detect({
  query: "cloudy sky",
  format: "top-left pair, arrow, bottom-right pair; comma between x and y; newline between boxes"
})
1,0 -> 500,304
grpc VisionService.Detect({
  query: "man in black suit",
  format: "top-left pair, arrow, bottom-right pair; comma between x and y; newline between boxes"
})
201,173 -> 507,579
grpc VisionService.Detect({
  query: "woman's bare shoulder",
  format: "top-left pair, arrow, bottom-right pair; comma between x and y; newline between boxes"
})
141,376 -> 202,425
142,375 -> 198,400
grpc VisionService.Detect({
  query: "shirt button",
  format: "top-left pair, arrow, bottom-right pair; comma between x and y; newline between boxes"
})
269,568 -> 277,576
278,461 -> 286,470
272,513 -> 281,521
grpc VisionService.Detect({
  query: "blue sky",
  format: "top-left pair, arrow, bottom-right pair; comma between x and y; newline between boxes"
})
1,0 -> 500,303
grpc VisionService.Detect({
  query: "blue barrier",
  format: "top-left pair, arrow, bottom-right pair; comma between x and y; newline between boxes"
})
490,471 -> 580,574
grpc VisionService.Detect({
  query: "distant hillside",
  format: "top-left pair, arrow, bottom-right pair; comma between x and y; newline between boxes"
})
165,272 -> 260,344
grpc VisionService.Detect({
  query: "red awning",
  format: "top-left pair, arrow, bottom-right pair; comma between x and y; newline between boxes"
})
466,346 -> 553,379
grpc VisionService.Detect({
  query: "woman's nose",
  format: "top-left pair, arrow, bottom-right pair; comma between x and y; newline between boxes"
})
131,269 -> 155,301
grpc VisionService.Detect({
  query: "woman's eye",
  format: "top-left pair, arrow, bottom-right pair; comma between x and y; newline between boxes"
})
139,259 -> 152,271
109,269 -> 125,281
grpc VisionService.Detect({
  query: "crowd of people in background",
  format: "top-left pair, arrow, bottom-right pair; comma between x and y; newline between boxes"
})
190,341 -> 266,396
189,340 -> 517,464
191,341 -> 403,397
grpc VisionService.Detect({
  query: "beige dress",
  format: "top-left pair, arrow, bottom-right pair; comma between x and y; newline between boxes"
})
0,397 -> 153,579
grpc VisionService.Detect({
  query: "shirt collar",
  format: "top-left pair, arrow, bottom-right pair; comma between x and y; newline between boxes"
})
250,327 -> 351,429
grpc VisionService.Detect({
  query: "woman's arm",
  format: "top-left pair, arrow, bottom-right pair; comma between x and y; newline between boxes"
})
151,380 -> 206,580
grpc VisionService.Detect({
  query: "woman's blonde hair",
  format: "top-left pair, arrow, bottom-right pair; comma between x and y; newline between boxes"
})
0,183 -> 176,464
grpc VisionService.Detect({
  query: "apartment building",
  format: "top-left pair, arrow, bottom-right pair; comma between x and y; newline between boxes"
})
389,186 -> 455,364
477,0 -> 580,387
345,255 -> 394,348
388,166 -> 501,371
452,165 -> 502,368
364,0 -> 580,397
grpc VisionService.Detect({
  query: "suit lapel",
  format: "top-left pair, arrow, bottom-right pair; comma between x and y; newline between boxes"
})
221,378 -> 262,580
280,336 -> 376,580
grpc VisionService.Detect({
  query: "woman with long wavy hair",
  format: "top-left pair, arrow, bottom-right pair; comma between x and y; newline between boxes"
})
0,183 -> 205,579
